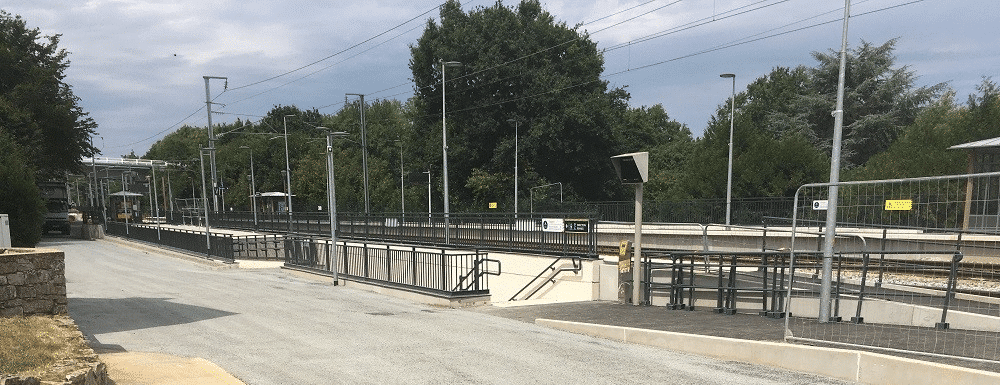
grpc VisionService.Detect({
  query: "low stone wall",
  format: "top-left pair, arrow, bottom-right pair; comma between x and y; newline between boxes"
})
1,316 -> 111,385
0,248 -> 67,316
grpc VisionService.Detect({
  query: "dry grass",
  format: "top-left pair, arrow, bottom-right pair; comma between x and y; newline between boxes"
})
0,315 -> 88,380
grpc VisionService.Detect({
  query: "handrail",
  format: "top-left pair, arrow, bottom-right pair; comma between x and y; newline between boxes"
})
508,256 -> 582,301
452,256 -> 502,292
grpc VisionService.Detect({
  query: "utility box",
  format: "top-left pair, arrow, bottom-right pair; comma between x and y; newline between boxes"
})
0,214 -> 11,248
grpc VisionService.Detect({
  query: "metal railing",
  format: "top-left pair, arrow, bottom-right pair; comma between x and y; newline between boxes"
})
167,211 -> 598,258
105,222 -> 236,262
282,236 -> 500,298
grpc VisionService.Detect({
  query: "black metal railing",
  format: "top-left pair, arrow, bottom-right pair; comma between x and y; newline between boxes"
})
167,211 -> 598,258
105,222 -> 236,262
282,236 -> 500,297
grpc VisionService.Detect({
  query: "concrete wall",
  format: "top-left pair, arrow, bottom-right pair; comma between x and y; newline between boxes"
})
486,252 -> 603,303
0,248 -> 67,316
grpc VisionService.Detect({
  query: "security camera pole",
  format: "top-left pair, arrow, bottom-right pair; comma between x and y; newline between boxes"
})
611,152 -> 649,305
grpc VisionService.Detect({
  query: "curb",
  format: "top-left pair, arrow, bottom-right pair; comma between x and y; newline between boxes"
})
535,318 -> 1000,385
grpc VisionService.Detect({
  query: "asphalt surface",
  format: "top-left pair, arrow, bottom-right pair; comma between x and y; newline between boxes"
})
44,237 -> 854,385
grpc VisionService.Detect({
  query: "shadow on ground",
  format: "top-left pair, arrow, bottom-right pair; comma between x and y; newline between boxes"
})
69,297 -> 237,336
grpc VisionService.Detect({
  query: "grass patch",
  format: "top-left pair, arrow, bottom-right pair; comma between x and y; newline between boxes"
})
0,315 -> 82,378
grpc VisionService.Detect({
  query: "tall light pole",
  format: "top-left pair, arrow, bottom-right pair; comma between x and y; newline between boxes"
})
507,119 -> 520,217
203,76 -> 227,212
281,114 -> 295,215
326,131 -> 348,282
720,73 -> 736,226
440,60 -> 462,243
346,93 -> 370,213
240,145 -> 257,227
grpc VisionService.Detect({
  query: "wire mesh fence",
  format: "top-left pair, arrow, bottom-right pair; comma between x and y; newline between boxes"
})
785,172 -> 1000,369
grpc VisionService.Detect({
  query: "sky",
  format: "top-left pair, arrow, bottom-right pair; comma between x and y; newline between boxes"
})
4,0 -> 998,157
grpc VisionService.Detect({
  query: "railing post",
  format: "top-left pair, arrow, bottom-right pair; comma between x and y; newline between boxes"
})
936,253 -> 963,330
852,253 -> 870,324
440,249 -> 447,291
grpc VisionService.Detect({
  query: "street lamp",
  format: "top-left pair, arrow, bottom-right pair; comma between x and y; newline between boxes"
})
346,93 -> 370,213
507,119 -> 520,217
325,130 -> 348,282
240,145 -> 257,227
720,73 -> 736,226
440,59 -> 462,243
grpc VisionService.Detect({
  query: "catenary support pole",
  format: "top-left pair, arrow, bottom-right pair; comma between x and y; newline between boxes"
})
821,0 -> 852,323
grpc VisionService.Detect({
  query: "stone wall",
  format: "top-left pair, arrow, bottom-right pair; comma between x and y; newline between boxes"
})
0,248 -> 67,316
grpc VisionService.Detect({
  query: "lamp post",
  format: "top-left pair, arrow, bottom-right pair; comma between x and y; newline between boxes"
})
346,93 -> 370,213
440,60 -> 462,243
240,145 -> 257,227
507,119 -> 520,217
326,130 -> 348,282
281,115 -> 295,215
720,73 -> 736,226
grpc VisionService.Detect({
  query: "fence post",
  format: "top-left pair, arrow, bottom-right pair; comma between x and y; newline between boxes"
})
852,253 -> 870,324
936,253 -> 963,330
411,246 -> 417,286
440,250 -> 447,291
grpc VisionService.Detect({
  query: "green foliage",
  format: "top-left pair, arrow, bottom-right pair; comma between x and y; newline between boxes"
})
0,11 -> 98,178
409,0 -> 638,204
772,39 -> 945,168
848,78 -> 1000,180
683,67 -> 829,199
0,131 -> 44,246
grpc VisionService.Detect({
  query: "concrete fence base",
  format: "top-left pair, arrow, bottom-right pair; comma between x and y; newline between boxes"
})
536,318 -> 1000,385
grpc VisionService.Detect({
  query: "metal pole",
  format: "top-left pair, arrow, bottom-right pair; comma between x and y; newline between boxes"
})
347,94 -> 370,213
122,173 -> 129,235
506,119 -> 520,216
203,76 -> 226,212
720,73 -> 736,226
242,146 -> 257,227
821,0 -> 852,323
441,61 -> 450,244
632,183 -> 643,305
397,140 -> 405,215
425,170 -> 432,224
326,132 -> 340,281
282,115 -> 294,215
200,148 -> 211,252
152,164 -> 161,240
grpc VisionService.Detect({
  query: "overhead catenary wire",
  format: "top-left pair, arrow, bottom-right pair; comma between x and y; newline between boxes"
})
121,0 -> 920,151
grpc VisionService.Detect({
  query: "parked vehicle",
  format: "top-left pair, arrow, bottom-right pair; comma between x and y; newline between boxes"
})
38,181 -> 71,235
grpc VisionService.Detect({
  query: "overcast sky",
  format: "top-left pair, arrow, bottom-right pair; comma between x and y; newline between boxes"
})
5,0 -> 998,157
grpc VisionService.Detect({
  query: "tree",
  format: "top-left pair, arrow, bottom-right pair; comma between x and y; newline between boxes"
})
683,67 -> 829,199
408,0 -> 635,207
849,78 -> 1000,180
0,11 -> 98,179
775,39 -> 945,168
0,131 -> 44,246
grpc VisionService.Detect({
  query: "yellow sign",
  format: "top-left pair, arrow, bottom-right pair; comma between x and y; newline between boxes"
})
884,199 -> 913,211
618,240 -> 632,273
488,202 -> 498,209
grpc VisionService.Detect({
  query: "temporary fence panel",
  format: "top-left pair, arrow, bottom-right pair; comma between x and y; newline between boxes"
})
785,172 -> 1000,370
